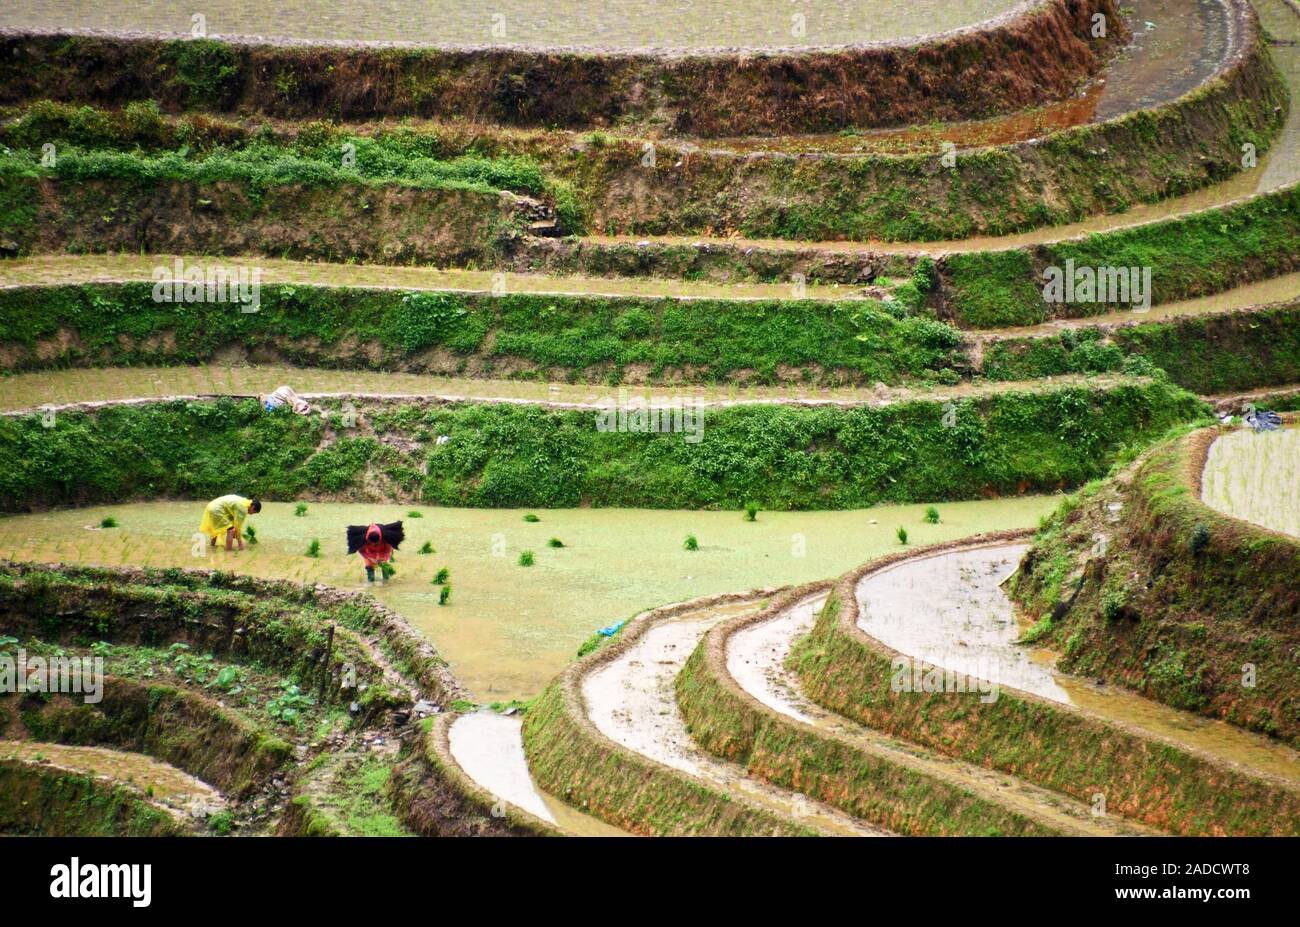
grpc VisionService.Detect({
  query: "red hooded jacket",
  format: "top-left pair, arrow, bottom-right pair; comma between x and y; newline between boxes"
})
358,524 -> 394,566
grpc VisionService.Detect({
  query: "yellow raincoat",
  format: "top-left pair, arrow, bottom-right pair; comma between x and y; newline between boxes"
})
199,494 -> 252,540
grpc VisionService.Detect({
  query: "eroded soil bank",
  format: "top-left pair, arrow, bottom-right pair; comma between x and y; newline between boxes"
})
0,0 -> 1123,136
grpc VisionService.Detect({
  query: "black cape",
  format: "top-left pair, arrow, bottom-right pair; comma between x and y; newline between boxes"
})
346,520 -> 405,554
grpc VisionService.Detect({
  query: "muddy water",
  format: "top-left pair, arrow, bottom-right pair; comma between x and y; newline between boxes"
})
854,542 -> 1300,785
0,0 -> 1024,49
582,598 -> 887,835
446,711 -> 625,836
1,740 -> 225,819
0,254 -> 857,301
1091,0 -> 1235,121
857,544 -> 1066,697
705,96 -> 1108,157
1201,424 -> 1300,538
0,365 -> 890,412
0,498 -> 1057,701
724,593 -> 1153,834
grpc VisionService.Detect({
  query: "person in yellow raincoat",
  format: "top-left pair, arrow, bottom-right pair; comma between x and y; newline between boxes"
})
199,495 -> 261,551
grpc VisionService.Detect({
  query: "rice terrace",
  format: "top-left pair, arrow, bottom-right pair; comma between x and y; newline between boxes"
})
1,0 -> 1299,875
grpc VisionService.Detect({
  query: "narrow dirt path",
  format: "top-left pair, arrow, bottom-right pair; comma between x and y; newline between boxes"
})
581,598 -> 890,836
0,365 -> 1145,416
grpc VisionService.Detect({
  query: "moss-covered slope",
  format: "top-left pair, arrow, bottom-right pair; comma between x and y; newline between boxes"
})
1008,422 -> 1300,745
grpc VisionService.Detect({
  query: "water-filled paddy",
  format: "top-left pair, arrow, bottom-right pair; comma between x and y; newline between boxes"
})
0,0 -> 1025,49
446,711 -> 625,835
1201,425 -> 1300,538
581,595 -> 884,835
0,497 -> 1055,700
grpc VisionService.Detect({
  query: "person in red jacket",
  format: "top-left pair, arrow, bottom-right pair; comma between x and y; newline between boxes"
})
346,521 -> 405,583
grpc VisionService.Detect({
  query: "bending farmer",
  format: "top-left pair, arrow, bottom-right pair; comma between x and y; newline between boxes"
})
346,521 -> 404,583
199,494 -> 262,551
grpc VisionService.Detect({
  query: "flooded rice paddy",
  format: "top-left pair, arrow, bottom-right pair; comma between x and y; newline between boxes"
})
1201,424 -> 1300,538
446,711 -> 625,835
854,542 -> 1300,784
1089,0 -> 1236,122
726,594 -> 828,724
0,497 -> 1057,701
999,272 -> 1300,338
0,0 -> 1026,49
0,365 -> 894,413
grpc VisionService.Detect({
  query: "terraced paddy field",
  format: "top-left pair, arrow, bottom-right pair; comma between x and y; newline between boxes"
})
1,0 -> 1298,851
0,497 -> 1057,700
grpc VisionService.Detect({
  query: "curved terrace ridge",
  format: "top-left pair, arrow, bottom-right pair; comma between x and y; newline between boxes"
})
0,0 -> 1125,135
